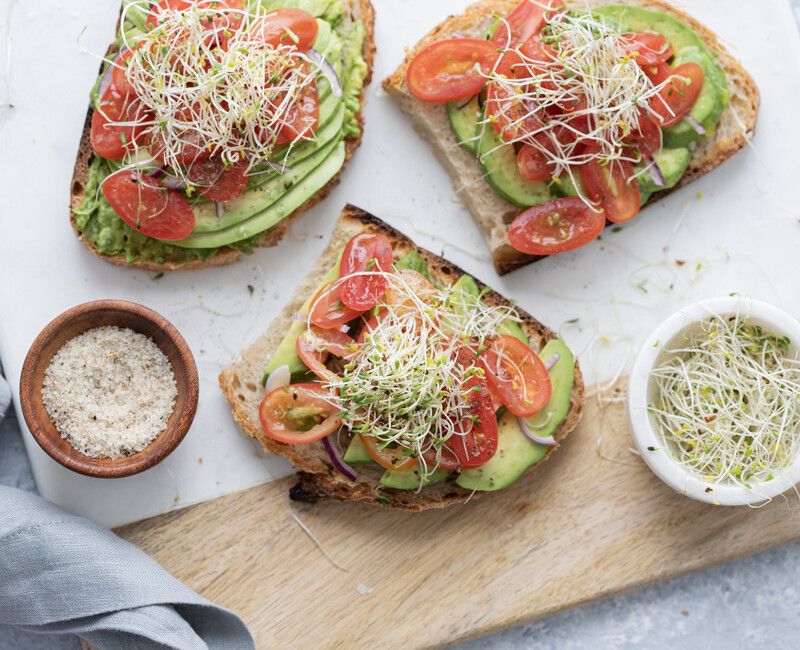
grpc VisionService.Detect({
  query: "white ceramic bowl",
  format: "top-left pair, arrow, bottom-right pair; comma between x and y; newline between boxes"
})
628,296 -> 800,506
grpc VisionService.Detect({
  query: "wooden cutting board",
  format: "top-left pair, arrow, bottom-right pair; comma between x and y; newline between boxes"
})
116,380 -> 800,648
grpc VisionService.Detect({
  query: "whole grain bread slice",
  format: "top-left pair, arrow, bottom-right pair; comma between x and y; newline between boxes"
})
219,204 -> 584,511
383,0 -> 760,275
69,0 -> 375,272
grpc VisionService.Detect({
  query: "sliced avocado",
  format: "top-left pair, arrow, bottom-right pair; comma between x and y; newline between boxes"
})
476,120 -> 554,208
342,434 -> 373,464
456,338 -> 575,491
592,5 -> 727,148
263,258 -> 342,382
193,129 -> 342,233
447,97 -> 482,155
394,249 -> 431,281
634,147 -> 692,194
551,172 -> 585,198
380,468 -> 450,490
175,140 -> 346,248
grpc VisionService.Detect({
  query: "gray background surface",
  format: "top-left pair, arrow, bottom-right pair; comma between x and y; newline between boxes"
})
3,3 -> 800,649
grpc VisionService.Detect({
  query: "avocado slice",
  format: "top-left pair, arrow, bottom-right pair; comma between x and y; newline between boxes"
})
394,249 -> 431,280
447,97 -> 482,155
342,434 -> 372,464
263,258 -> 342,382
634,147 -> 692,194
380,468 -> 450,490
174,140 -> 346,248
456,339 -> 575,491
192,129 -> 342,233
592,5 -> 727,148
476,119 -> 554,208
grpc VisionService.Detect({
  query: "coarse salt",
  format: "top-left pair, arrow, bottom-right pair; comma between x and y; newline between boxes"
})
42,326 -> 177,459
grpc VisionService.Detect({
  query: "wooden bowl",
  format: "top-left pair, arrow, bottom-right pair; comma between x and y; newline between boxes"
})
20,300 -> 199,478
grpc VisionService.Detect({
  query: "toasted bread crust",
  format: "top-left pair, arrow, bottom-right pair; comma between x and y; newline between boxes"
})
69,0 -> 375,272
219,204 -> 584,511
383,0 -> 760,275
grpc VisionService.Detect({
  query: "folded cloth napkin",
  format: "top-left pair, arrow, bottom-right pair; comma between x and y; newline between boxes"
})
0,372 -> 9,419
0,487 -> 255,650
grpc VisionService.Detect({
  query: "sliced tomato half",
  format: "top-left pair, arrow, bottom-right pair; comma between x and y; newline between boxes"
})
406,38 -> 499,103
579,149 -> 641,223
492,0 -> 565,48
508,196 -> 606,255
621,31 -> 674,66
480,334 -> 552,417
90,87 -> 150,160
251,8 -> 319,50
259,383 -> 341,444
359,434 -> 418,472
186,156 -> 249,202
308,281 -> 364,329
101,170 -> 195,240
295,326 -> 358,383
339,233 -> 394,312
517,144 -> 555,182
146,0 -> 244,30
649,62 -> 705,128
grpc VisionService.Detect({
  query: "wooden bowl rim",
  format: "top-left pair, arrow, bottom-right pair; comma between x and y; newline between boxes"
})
19,299 -> 199,479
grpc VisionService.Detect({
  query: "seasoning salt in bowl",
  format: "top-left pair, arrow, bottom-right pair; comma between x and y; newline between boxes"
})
20,300 -> 198,478
628,297 -> 800,506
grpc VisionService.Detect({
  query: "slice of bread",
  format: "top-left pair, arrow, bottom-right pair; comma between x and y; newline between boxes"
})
383,0 -> 760,275
219,204 -> 585,511
69,0 -> 375,272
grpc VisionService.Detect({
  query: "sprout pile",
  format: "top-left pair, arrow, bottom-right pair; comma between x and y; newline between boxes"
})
649,312 -> 800,490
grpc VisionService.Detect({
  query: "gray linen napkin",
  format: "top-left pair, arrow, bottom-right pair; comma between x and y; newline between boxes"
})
0,372 -> 9,418
0,483 -> 255,649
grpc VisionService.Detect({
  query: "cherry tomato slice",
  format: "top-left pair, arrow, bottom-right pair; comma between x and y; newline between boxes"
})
623,109 -> 662,157
251,8 -> 319,50
492,0 -> 565,47
186,156 -> 249,202
339,233 -> 394,312
382,269 -> 437,316
146,0 -> 244,30
650,62 -> 705,128
308,281 -> 364,329
148,126 -> 212,166
579,149 -> 641,223
111,49 -> 137,96
277,64 -> 319,142
621,31 -> 674,66
517,144 -> 555,182
101,170 -> 196,240
642,61 -> 672,85
90,87 -> 150,160
407,38 -> 499,104
259,383 -> 341,445
480,335 -> 552,417
508,196 -> 605,255
360,434 -> 418,472
295,325 -> 358,383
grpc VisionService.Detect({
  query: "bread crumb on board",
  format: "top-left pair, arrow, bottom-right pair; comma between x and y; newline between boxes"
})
42,326 -> 177,459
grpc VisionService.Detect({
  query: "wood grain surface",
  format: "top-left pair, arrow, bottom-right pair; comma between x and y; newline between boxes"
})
116,380 -> 800,648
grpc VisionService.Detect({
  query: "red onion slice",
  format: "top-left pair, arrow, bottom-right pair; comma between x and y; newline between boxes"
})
545,353 -> 560,371
307,48 -> 342,98
683,115 -> 707,135
214,201 -> 224,218
323,436 -> 357,482
161,174 -> 188,191
517,416 -> 558,447
645,154 -> 666,187
97,51 -> 122,99
265,364 -> 291,393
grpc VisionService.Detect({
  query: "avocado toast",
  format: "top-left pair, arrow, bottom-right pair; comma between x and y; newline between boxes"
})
220,204 -> 584,510
383,0 -> 759,275
70,0 -> 375,272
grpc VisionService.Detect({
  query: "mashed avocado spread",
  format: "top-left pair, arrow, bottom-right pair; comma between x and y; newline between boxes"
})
74,0 -> 368,264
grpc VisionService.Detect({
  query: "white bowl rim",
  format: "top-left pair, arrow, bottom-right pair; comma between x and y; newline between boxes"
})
628,296 -> 800,506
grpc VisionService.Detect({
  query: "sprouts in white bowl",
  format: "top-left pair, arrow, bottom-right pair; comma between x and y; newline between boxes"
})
628,297 -> 800,506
